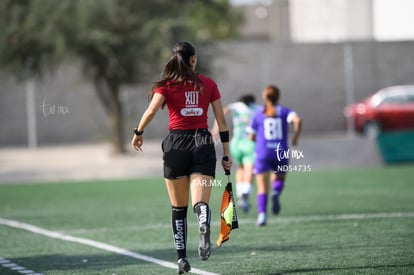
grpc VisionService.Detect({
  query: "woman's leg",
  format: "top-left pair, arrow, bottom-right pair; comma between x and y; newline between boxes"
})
271,173 -> 286,215
237,162 -> 254,213
190,173 -> 213,260
190,174 -> 213,206
238,139 -> 256,212
235,165 -> 244,197
272,173 -> 286,194
256,171 -> 270,226
165,177 -> 190,266
242,162 -> 254,196
243,162 -> 255,185
165,177 -> 190,207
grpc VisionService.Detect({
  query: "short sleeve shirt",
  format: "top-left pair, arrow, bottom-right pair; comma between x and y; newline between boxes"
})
227,102 -> 259,141
154,74 -> 221,130
247,105 -> 296,158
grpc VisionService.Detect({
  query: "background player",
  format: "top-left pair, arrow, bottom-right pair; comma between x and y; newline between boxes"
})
247,85 -> 302,226
215,94 -> 258,213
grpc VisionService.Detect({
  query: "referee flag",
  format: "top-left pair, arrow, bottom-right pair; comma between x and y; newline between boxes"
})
217,157 -> 239,247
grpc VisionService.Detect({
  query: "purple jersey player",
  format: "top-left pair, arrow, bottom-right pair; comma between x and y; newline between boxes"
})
247,85 -> 302,226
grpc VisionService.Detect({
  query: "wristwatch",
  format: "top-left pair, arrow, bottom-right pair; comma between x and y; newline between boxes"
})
133,128 -> 144,136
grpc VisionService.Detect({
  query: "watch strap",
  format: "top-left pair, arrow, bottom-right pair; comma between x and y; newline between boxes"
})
134,128 -> 144,136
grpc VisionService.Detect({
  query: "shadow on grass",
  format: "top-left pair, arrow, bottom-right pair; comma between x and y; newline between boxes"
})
4,248 -> 179,274
213,243 -> 314,254
269,263 -> 414,274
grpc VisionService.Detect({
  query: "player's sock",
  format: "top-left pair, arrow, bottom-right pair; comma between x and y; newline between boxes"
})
172,206 -> 188,260
256,212 -> 267,226
242,182 -> 252,195
257,193 -> 268,226
238,182 -> 252,213
236,183 -> 243,199
272,179 -> 284,194
193,202 -> 211,260
193,202 -> 211,227
257,193 -> 267,214
237,183 -> 252,199
272,179 -> 284,214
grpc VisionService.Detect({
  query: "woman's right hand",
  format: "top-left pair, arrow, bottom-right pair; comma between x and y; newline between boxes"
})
221,155 -> 232,173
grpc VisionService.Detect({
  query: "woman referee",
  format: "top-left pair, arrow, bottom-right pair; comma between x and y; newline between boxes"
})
131,41 -> 232,274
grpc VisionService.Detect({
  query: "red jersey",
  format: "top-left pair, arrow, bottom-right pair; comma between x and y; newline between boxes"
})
154,74 -> 221,130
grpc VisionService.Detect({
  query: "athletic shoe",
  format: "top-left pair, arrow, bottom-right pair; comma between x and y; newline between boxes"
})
198,224 -> 211,260
256,212 -> 267,227
271,191 -> 281,215
238,193 -> 250,213
177,257 -> 191,274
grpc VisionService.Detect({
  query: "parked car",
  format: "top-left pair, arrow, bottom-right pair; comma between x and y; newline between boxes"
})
344,85 -> 414,138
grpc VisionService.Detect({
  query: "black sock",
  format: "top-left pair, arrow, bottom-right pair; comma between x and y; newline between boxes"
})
193,202 -> 211,227
171,206 -> 188,260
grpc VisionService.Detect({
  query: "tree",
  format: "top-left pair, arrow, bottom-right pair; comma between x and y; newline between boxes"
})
0,0 -> 73,77
0,0 -> 75,147
0,0 -> 242,153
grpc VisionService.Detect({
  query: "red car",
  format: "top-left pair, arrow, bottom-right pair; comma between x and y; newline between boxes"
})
344,85 -> 414,138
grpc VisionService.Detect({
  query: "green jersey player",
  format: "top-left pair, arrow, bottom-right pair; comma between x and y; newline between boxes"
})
223,94 -> 258,213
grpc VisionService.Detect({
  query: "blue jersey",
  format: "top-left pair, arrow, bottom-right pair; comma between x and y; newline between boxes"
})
247,105 -> 296,160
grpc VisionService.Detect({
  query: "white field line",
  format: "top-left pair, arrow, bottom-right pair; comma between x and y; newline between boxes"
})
61,211 -> 414,235
1,212 -> 412,274
0,218 -> 219,275
250,211 -> 414,224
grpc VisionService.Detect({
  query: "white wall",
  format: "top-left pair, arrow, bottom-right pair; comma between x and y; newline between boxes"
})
373,0 -> 414,41
289,0 -> 414,43
290,0 -> 373,42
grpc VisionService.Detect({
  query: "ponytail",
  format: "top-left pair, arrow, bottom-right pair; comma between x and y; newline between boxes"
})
149,41 -> 203,105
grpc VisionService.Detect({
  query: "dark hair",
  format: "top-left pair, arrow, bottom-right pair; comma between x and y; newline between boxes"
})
264,85 -> 280,105
238,94 -> 256,106
149,41 -> 203,104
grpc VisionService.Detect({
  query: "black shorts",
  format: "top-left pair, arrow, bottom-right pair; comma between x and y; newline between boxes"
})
162,129 -> 217,179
